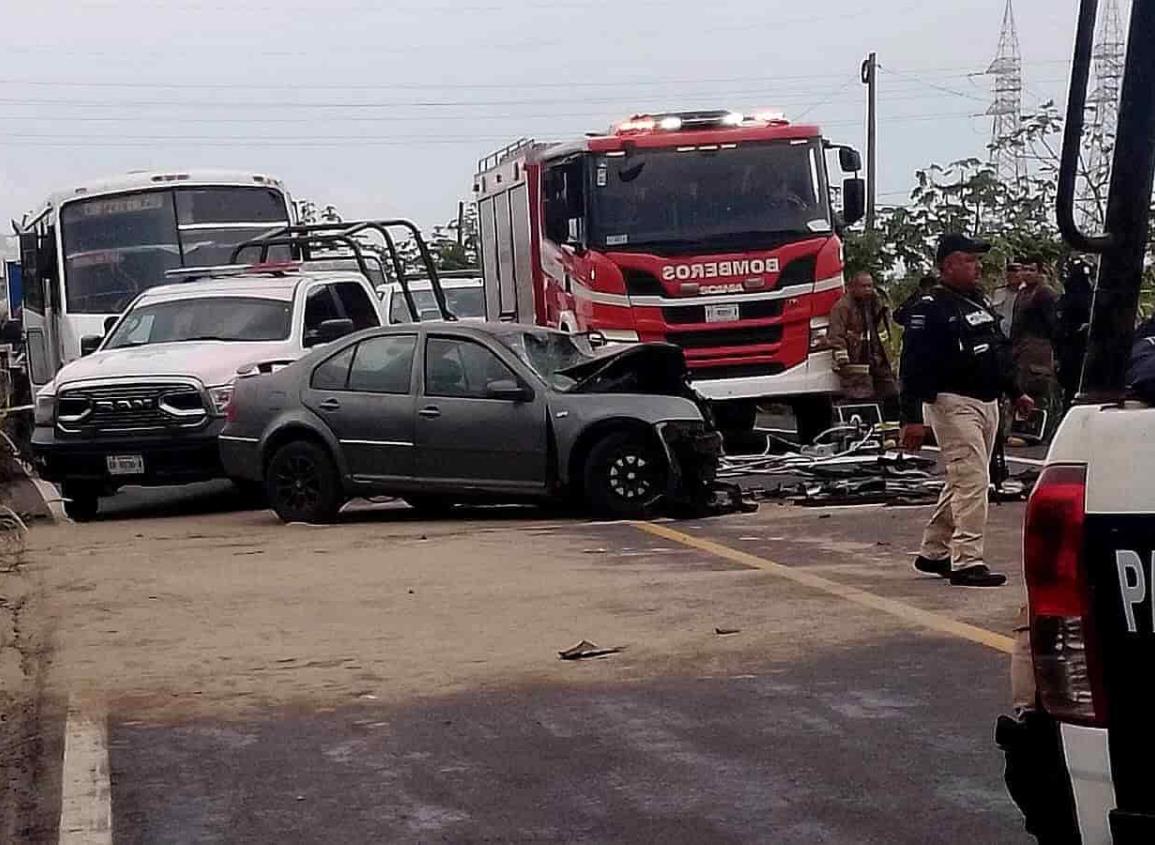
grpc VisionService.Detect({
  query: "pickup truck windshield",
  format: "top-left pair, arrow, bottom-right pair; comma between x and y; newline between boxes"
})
588,139 -> 831,254
105,296 -> 293,349
497,330 -> 595,390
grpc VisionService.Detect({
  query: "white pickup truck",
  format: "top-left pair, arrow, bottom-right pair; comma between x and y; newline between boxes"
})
31,265 -> 384,519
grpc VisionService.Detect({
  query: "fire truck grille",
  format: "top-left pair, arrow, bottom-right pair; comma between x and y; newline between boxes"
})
58,383 -> 207,434
689,363 -> 787,380
667,325 -> 783,350
662,300 -> 785,324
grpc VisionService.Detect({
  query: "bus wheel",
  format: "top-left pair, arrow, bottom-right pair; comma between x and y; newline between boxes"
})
792,396 -> 834,445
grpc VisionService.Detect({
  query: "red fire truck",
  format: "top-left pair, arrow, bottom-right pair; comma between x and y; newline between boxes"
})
472,109 -> 866,439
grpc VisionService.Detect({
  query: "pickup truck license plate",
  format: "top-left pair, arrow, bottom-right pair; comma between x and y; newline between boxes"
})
106,454 -> 144,476
705,303 -> 740,323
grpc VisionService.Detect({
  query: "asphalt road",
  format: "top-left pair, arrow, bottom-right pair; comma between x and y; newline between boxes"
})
4,475 -> 1033,844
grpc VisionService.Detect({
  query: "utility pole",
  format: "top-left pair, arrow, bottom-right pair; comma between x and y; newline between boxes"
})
861,52 -> 877,230
457,201 -> 465,246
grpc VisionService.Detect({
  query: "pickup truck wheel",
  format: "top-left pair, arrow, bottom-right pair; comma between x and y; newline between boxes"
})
266,440 -> 342,524
584,431 -> 668,519
62,482 -> 100,522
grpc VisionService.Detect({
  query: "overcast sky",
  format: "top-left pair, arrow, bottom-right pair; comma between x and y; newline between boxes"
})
0,0 -> 1121,234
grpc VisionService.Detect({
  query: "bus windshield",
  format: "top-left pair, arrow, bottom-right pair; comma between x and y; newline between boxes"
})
60,186 -> 290,315
587,139 -> 831,255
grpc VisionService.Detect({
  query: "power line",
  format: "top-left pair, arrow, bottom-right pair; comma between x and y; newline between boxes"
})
0,112 -> 982,148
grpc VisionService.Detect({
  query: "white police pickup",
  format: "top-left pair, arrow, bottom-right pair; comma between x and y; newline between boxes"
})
1019,401 -> 1155,844
31,265 -> 383,520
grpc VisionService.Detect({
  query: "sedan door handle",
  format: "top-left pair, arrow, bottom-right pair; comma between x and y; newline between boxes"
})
319,398 -> 341,411
418,406 -> 441,419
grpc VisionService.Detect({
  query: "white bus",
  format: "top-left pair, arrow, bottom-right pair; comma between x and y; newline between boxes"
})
16,170 -> 295,388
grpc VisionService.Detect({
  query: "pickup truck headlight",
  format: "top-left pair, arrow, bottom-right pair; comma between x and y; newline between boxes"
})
208,384 -> 234,416
34,395 -> 56,426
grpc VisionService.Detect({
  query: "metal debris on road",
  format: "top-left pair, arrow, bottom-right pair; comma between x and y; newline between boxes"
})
714,627 -> 742,636
558,640 -> 626,661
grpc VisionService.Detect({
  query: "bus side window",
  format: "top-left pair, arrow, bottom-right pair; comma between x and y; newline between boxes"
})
19,230 -> 56,314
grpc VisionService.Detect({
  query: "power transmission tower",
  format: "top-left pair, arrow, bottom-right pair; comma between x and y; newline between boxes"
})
986,0 -> 1025,185
1080,0 -> 1126,229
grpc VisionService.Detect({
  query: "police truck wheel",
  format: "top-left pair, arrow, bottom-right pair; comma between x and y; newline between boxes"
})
584,431 -> 668,519
62,482 -> 100,522
266,440 -> 343,524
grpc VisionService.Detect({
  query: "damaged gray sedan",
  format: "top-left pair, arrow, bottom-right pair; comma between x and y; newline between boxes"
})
220,323 -> 722,523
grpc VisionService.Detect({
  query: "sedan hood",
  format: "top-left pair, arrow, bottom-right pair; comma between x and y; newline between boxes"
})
54,341 -> 295,390
560,343 -> 694,397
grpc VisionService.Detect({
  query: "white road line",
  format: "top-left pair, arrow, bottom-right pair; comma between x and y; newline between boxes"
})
58,699 -> 112,845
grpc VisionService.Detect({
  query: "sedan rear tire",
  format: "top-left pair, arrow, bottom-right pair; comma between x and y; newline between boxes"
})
266,440 -> 343,524
583,431 -> 668,519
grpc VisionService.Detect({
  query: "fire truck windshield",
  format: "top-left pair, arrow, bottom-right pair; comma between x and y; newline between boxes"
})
60,186 -> 290,315
587,139 -> 830,254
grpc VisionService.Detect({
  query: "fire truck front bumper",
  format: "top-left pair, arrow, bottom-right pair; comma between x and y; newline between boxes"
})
689,351 -> 840,402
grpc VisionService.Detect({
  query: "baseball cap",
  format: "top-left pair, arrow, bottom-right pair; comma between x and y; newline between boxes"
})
936,233 -> 992,264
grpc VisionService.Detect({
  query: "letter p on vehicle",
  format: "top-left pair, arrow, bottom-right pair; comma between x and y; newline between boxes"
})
1115,549 -> 1147,634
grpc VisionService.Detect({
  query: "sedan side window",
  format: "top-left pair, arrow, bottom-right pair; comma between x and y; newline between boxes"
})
311,345 -> 355,390
348,335 -> 416,394
425,337 -> 517,399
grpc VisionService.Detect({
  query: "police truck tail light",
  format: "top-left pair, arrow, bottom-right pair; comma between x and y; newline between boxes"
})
1024,464 -> 1105,726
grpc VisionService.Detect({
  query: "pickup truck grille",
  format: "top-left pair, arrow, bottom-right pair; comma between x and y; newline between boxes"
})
58,383 -> 207,435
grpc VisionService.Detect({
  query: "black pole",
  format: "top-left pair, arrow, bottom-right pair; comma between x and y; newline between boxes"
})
861,52 -> 877,231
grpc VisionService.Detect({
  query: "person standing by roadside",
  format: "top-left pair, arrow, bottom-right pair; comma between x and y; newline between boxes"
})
1056,259 -> 1093,408
827,271 -> 899,419
990,264 -> 1021,337
894,275 -> 938,328
1008,255 -> 1059,439
899,234 -> 1035,588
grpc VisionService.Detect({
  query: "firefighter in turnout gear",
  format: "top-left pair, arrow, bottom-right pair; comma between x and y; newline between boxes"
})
827,271 -> 899,418
900,234 -> 1035,588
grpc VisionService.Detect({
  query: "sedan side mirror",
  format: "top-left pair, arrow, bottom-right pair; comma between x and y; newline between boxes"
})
842,177 -> 866,226
80,335 -> 103,356
307,318 -> 356,347
485,379 -> 532,402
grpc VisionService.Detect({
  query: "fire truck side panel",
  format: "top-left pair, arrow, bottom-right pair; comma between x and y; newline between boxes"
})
476,153 -> 536,323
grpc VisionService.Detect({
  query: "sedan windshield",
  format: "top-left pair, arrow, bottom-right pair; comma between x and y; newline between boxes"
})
588,139 -> 831,254
105,296 -> 293,350
497,330 -> 596,390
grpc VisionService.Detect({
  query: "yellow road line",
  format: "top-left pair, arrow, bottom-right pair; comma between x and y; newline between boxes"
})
633,521 -> 1015,655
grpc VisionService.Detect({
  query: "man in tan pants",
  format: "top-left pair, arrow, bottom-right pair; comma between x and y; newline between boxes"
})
899,233 -> 1035,587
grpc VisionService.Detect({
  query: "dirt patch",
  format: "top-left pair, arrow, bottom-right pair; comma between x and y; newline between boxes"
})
1,549 -> 61,844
